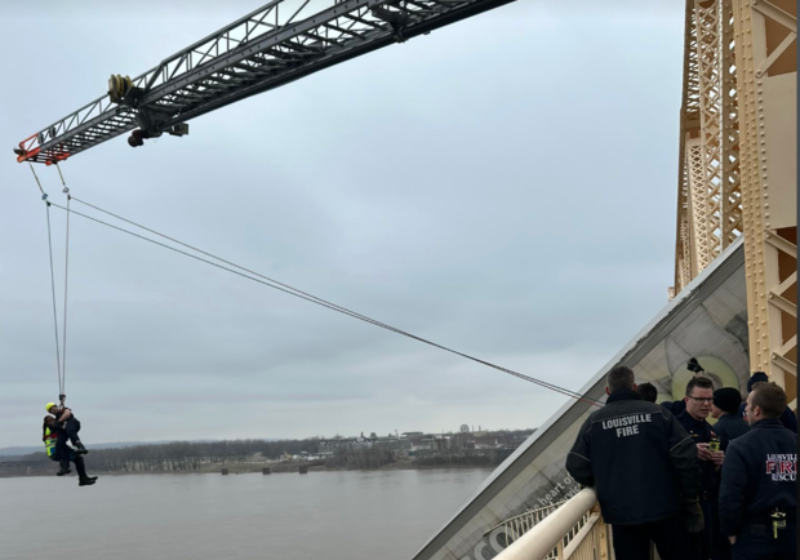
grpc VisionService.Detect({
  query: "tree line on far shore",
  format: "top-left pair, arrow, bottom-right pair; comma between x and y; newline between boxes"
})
5,438 -> 322,475
1,429 -> 535,475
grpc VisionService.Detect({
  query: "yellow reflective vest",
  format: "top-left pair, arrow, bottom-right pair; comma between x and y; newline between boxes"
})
44,427 -> 58,458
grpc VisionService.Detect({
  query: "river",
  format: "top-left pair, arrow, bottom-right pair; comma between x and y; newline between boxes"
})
0,468 -> 491,560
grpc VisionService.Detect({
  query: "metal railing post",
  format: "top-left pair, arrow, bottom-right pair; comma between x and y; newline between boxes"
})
591,503 -> 613,560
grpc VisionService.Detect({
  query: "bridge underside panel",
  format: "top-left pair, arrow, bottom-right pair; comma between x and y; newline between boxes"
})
413,239 -> 748,560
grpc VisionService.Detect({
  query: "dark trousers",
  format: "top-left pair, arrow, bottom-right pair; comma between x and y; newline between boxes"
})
56,418 -> 81,472
56,418 -> 81,461
49,450 -> 88,479
732,521 -> 797,560
710,499 -> 732,560
693,497 -> 731,560
612,514 -> 689,560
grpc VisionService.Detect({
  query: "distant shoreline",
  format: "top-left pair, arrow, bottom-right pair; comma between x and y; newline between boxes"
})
1,430 -> 531,478
0,458 -> 495,479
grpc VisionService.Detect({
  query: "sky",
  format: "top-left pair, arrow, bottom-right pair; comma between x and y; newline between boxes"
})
1,0 -> 686,448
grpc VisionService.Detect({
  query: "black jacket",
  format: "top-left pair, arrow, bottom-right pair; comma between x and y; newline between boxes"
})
676,411 -> 718,497
718,418 -> 797,536
55,407 -> 78,430
661,400 -> 687,417
712,414 -> 749,452
566,390 -> 701,525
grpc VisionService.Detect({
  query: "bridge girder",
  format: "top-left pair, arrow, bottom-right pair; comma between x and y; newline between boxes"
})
671,0 -> 797,407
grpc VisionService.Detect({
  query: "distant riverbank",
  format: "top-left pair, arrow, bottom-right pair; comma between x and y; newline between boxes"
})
0,454 -> 498,478
208,456 -> 497,475
1,431 -> 529,478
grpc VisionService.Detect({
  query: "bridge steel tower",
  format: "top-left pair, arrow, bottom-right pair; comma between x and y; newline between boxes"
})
670,0 -> 797,409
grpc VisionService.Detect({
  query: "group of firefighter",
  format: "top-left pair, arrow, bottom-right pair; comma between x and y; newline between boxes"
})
566,362 -> 797,560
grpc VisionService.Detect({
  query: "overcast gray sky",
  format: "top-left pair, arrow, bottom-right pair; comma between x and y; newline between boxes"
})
1,0 -> 684,448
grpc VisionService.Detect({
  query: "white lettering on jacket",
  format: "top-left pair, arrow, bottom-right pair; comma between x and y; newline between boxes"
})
766,454 -> 797,482
600,414 -> 653,438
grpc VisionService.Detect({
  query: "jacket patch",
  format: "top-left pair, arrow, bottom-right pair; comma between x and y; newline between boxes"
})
766,454 -> 797,481
601,414 -> 653,438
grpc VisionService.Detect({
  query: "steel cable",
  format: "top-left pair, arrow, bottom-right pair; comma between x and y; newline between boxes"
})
50,200 -> 603,407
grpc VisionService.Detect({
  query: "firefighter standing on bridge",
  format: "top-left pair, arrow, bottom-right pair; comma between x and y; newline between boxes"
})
566,366 -> 702,560
675,376 -> 727,560
719,381 -> 797,560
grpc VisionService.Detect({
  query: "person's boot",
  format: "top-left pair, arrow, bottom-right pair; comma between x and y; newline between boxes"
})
79,477 -> 96,487
74,441 -> 89,455
56,460 -> 71,476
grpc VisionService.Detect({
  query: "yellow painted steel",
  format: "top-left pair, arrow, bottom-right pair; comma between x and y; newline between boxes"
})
671,0 -> 796,407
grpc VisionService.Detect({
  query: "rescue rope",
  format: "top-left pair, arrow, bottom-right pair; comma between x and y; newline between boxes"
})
56,163 -> 71,392
50,200 -> 604,408
46,203 -> 63,396
30,163 -> 64,396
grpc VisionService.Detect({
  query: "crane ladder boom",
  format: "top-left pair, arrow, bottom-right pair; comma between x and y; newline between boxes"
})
15,0 -> 514,165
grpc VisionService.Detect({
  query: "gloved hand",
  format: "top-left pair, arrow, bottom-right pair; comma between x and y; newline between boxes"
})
683,497 -> 705,533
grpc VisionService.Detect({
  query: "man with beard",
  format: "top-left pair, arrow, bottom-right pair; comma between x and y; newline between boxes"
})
720,382 -> 796,560
737,372 -> 797,433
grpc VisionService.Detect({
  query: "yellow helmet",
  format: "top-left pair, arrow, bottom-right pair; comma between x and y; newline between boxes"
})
45,402 -> 57,412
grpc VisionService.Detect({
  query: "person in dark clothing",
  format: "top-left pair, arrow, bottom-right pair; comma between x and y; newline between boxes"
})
566,366 -> 701,560
737,372 -> 797,433
43,416 -> 97,486
677,376 -> 727,560
720,382 -> 796,560
711,388 -> 749,452
47,397 -> 88,476
636,382 -> 658,403
661,399 -> 687,416
661,357 -> 710,416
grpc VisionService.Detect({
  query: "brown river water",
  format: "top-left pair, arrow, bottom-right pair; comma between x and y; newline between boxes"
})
0,468 -> 491,560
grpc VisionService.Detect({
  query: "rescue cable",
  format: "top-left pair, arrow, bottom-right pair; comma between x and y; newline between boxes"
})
47,198 -> 604,408
56,163 -> 72,393
29,163 -> 64,397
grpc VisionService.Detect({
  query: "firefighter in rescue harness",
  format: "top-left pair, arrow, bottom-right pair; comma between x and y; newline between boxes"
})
43,416 -> 97,486
46,396 -> 90,475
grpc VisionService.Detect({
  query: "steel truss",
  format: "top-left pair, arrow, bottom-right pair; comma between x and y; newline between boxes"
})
672,0 -> 742,295
671,0 -> 796,406
15,0 -> 513,165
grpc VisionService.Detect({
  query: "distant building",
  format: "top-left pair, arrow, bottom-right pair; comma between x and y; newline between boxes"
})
474,439 -> 499,450
374,438 -> 411,453
319,433 -> 411,456
402,431 -> 424,439
318,436 -> 372,455
424,434 -> 451,451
